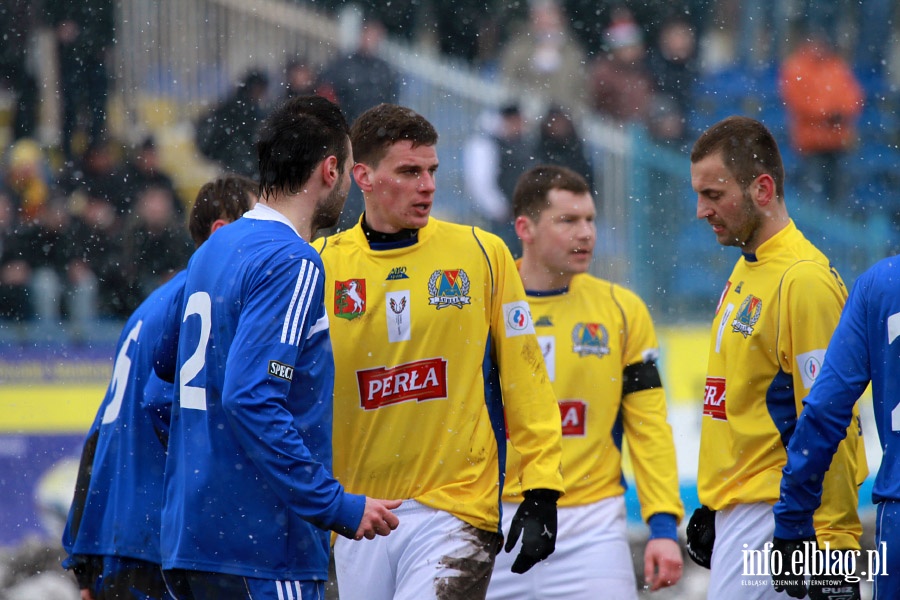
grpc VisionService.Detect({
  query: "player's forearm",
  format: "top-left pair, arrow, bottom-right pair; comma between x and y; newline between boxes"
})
623,390 -> 684,523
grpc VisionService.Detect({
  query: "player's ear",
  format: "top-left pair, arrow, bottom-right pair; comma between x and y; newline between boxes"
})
753,173 -> 776,206
209,218 -> 229,235
353,162 -> 372,192
514,214 -> 534,244
322,155 -> 340,187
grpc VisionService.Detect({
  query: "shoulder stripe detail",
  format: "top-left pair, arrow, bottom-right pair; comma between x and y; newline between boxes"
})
290,262 -> 319,346
308,313 -> 329,339
281,260 -> 319,346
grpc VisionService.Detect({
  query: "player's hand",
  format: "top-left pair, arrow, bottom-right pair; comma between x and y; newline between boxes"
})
80,589 -> 96,600
685,505 -> 716,569
772,536 -> 816,598
644,538 -> 683,591
807,567 -> 860,600
354,498 -> 402,540
505,488 -> 559,574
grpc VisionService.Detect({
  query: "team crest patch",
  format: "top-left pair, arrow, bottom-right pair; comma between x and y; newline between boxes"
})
571,323 -> 610,357
386,266 -> 409,280
334,279 -> 366,320
428,269 -> 471,309
731,295 -> 762,337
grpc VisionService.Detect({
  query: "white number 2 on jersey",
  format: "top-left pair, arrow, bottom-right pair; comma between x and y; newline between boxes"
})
101,320 -> 143,424
180,291 -> 212,411
888,312 -> 900,431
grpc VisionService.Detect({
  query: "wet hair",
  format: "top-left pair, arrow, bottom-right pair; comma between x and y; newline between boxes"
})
189,174 -> 257,246
690,115 -> 785,200
513,164 -> 591,219
257,95 -> 350,199
349,103 -> 438,166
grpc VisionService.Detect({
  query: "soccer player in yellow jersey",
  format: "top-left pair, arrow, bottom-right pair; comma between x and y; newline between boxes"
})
688,116 -> 866,599
314,104 -> 564,599
487,165 -> 684,600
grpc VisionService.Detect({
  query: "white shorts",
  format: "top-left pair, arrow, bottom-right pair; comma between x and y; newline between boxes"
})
708,502 -> 783,599
333,499 -> 501,600
487,496 -> 637,600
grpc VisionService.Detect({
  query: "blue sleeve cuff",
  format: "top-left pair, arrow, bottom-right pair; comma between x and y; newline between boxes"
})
647,513 -> 678,541
773,503 -> 817,540
329,491 -> 367,539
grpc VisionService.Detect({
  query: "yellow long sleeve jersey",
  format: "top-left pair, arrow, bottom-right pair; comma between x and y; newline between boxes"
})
699,221 -> 866,549
314,218 -> 564,533
502,273 -> 684,527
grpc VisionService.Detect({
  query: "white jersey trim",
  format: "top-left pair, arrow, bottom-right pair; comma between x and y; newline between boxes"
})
243,202 -> 302,238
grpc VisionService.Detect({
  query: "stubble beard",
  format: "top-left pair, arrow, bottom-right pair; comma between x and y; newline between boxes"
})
311,181 -> 349,235
721,188 -> 762,249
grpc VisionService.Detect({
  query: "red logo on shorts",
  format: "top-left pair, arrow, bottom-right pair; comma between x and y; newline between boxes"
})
357,358 -> 448,410
559,400 -> 587,436
703,377 -> 727,421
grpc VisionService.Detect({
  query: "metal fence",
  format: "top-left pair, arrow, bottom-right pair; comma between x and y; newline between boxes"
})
108,0 -> 894,323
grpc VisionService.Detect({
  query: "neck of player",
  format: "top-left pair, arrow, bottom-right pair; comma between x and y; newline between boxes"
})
518,254 -> 575,292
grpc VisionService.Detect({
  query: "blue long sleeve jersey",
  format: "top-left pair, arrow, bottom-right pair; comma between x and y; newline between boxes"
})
774,255 -> 900,539
155,205 -> 365,580
62,272 -> 184,567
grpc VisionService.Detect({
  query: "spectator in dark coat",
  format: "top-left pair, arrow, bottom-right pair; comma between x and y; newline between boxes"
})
195,69 -> 271,179
533,106 -> 595,193
317,17 -> 400,123
45,0 -> 115,159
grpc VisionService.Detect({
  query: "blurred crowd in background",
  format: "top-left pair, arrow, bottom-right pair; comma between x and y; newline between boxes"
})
1,0 -> 898,343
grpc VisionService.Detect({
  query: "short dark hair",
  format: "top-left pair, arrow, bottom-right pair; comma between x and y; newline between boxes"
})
513,165 -> 591,219
350,103 -> 438,166
189,174 -> 256,246
257,95 -> 350,199
690,115 -> 785,200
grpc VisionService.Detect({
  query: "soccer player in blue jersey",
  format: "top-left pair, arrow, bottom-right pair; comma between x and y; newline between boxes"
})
62,174 -> 258,600
773,255 -> 900,599
156,96 -> 401,600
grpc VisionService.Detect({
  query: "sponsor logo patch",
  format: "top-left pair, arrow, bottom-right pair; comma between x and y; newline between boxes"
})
386,291 -> 411,343
534,315 -> 554,327
538,335 -> 555,381
715,281 -> 732,315
796,349 -> 826,389
334,279 -> 366,320
503,301 -> 535,337
386,266 -> 409,280
732,295 -> 762,337
703,377 -> 727,420
268,360 -> 294,381
571,323 -> 610,357
357,358 -> 448,410
428,269 -> 471,309
559,400 -> 587,436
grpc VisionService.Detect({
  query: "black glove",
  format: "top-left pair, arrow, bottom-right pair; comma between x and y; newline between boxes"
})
685,505 -> 716,569
505,488 -> 559,574
69,555 -> 102,591
772,536 -> 816,598
808,570 -> 861,600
